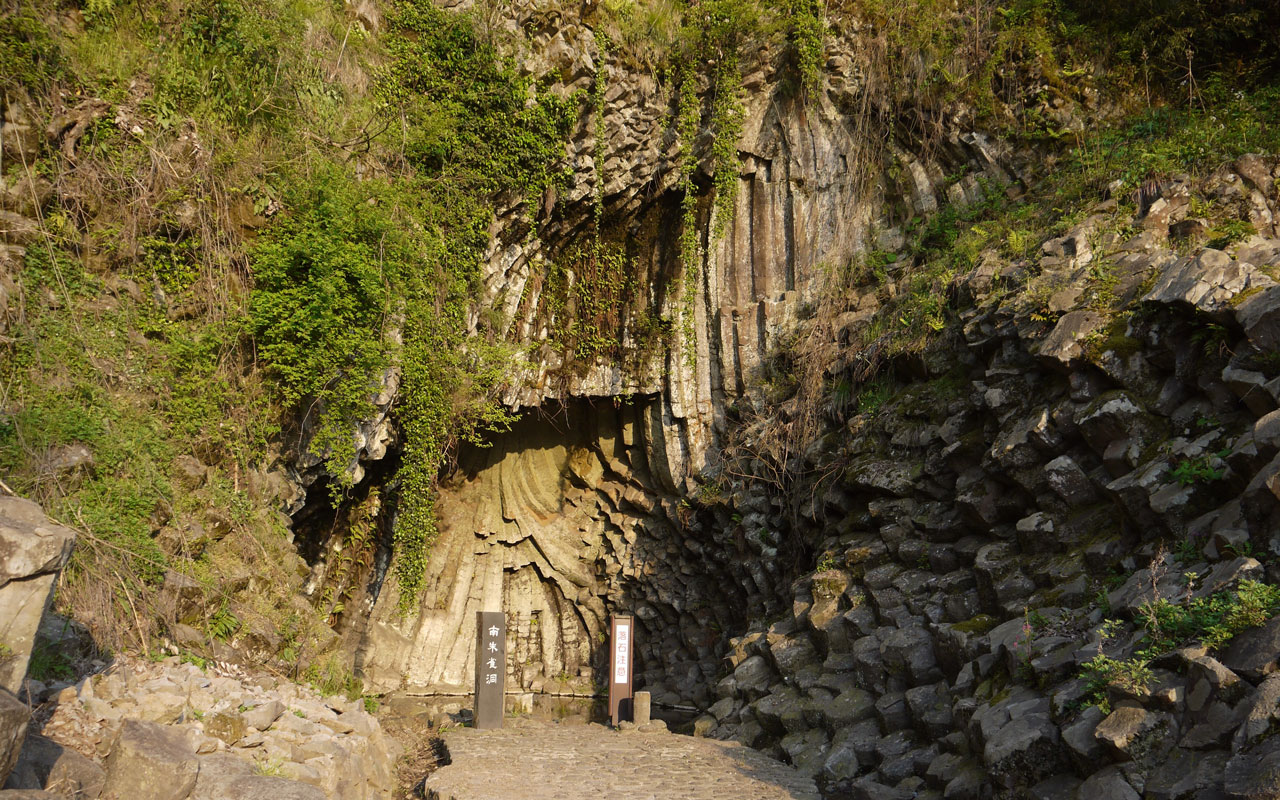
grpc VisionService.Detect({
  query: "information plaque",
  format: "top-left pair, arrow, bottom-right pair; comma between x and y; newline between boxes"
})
608,614 -> 633,726
474,611 -> 506,730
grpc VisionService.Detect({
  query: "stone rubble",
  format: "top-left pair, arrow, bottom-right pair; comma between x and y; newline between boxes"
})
5,657 -> 399,799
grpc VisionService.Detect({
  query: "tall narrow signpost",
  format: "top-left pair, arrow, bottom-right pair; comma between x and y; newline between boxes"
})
474,611 -> 506,730
608,614 -> 633,727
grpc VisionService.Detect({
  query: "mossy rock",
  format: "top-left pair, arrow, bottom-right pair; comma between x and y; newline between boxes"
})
952,614 -> 999,635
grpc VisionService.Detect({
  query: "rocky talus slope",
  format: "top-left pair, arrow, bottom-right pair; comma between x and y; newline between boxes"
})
2,654 -> 400,799
697,163 -> 1280,797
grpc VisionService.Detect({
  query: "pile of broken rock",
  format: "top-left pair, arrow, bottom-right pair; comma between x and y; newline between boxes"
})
3,656 -> 400,800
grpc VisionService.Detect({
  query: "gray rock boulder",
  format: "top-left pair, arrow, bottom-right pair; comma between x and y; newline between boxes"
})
1036,310 -> 1107,366
1236,285 -> 1280,352
0,690 -> 29,788
1079,766 -> 1140,800
1094,703 -> 1176,760
732,655 -> 775,697
1222,616 -> 1280,682
1144,249 -> 1274,316
880,627 -> 941,684
983,713 -> 1063,789
100,720 -> 199,800
189,753 -> 324,800
4,734 -> 104,798
1225,737 -> 1280,800
822,688 -> 875,729
0,498 -> 76,694
240,700 -> 285,731
193,775 -> 324,800
1145,748 -> 1228,800
1044,455 -> 1098,507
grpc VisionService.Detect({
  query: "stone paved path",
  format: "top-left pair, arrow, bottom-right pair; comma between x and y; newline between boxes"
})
424,720 -> 821,800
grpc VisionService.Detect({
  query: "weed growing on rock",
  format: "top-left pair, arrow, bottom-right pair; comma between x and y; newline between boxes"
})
1081,579 -> 1280,711
1079,654 -> 1153,713
1169,452 -> 1229,486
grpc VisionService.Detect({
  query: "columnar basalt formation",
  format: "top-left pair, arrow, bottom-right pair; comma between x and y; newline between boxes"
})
278,6 -> 1280,798
321,4 -> 1020,703
356,400 -> 754,704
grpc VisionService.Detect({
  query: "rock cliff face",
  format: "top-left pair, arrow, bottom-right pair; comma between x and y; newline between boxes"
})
281,4 -> 1280,797
327,1 -> 1024,702
356,399 -> 753,700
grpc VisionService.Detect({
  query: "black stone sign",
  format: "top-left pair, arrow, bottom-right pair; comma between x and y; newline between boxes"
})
609,614 -> 633,726
474,611 -> 506,730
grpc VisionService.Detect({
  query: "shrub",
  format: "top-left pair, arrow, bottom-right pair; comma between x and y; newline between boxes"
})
0,11 -> 62,93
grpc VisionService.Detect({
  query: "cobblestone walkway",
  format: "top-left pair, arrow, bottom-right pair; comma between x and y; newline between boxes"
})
424,720 -> 820,800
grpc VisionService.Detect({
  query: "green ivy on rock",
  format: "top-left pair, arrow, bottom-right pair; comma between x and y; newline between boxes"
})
251,0 -> 575,611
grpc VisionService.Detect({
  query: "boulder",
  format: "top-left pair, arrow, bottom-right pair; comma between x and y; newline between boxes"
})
1030,774 -> 1081,800
1145,748 -> 1229,800
1222,616 -> 1280,682
190,753 -> 324,800
4,734 -> 104,798
1044,455 -> 1098,508
0,690 -> 29,788
1223,365 -> 1278,417
847,777 -> 913,800
1236,285 -> 1280,352
822,688 -> 874,729
1180,699 -> 1243,750
1186,655 -> 1248,706
1061,706 -> 1105,771
203,712 -> 246,745
732,655 -> 775,696
100,720 -> 199,800
982,712 -> 1064,789
943,765 -> 988,800
820,739 -> 861,783
1225,737 -> 1280,800
1077,392 -> 1163,458
767,633 -> 820,674
196,773 -> 327,800
1078,766 -> 1140,800
0,498 -> 76,694
904,682 -> 953,738
1233,674 -> 1280,748
1144,249 -> 1274,316
880,627 -> 941,684
1036,310 -> 1107,366
751,688 -> 804,736
1094,703 -> 1175,760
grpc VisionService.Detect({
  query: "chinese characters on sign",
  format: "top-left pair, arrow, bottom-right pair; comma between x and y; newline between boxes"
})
608,614 -> 633,727
474,611 -> 506,729
614,623 -> 630,683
